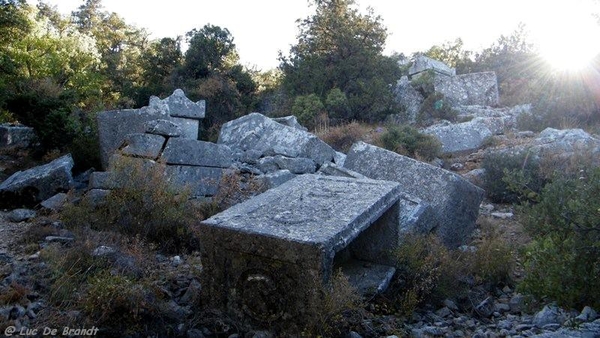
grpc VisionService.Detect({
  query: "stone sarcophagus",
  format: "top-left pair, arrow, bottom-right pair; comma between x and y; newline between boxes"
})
198,174 -> 403,324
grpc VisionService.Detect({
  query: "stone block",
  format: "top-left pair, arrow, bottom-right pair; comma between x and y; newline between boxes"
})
163,88 -> 205,119
434,71 -> 499,107
257,169 -> 296,189
161,138 -> 233,168
198,175 -> 402,324
0,155 -> 74,208
0,124 -> 36,148
316,163 -> 366,179
119,133 -> 166,159
272,116 -> 307,131
409,55 -> 455,77
344,142 -> 484,247
394,76 -> 425,123
144,119 -> 182,137
218,113 -> 335,165
165,165 -> 224,197
273,155 -> 316,174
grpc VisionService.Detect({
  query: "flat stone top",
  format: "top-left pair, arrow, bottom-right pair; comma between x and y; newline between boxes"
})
201,174 -> 401,248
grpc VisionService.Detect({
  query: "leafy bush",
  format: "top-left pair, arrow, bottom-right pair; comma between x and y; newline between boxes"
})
291,94 -> 325,130
317,122 -> 372,153
377,125 -> 441,161
518,168 -> 600,309
62,157 -> 199,253
325,88 -> 351,120
416,92 -> 458,126
482,151 -> 545,203
410,69 -> 435,97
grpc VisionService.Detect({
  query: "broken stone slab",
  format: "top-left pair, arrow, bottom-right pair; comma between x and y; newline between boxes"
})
334,151 -> 346,166
434,71 -> 499,107
256,156 -> 280,174
198,175 -> 402,323
162,88 -> 206,119
164,165 -> 225,197
0,154 -> 74,208
257,169 -> 296,189
273,155 -> 316,174
143,119 -> 182,137
218,113 -> 335,165
423,118 -> 495,154
409,55 -> 455,77
40,192 -> 68,212
161,138 -> 233,168
344,142 -> 484,248
272,116 -> 307,131
316,163 -> 366,179
119,133 -> 166,159
0,124 -> 37,148
397,193 -> 437,235
7,208 -> 36,222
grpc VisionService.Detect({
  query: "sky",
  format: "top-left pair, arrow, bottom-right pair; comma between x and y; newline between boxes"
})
35,0 -> 600,71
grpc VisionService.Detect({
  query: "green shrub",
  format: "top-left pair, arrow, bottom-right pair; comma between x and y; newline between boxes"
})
410,69 -> 435,97
291,94 -> 325,129
482,151 -> 545,203
62,157 -> 199,253
377,125 -> 441,161
416,92 -> 458,126
518,168 -> 600,309
325,88 -> 351,120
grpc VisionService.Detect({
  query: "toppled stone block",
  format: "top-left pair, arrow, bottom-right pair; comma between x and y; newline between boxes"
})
143,119 -> 182,137
119,133 -> 166,159
424,118 -> 495,154
40,192 -> 68,212
434,71 -> 499,107
317,163 -> 366,179
88,171 -> 118,190
256,156 -> 280,174
257,169 -> 296,189
0,155 -> 74,208
272,116 -> 307,131
344,142 -> 484,247
161,138 -> 233,168
165,165 -> 225,197
84,189 -> 111,207
394,76 -> 425,123
273,156 -> 316,174
334,151 -> 346,166
218,113 -> 335,165
409,55 -> 456,77
198,175 -> 402,323
7,208 -> 36,222
0,124 -> 36,148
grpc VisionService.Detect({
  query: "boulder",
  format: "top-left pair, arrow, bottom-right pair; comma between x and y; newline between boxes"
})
434,71 -> 499,107
394,76 -> 424,123
257,169 -> 296,189
344,142 -> 484,247
0,124 -> 36,148
118,133 -> 166,159
40,192 -> 68,212
164,165 -> 225,197
273,155 -> 316,174
161,138 -> 233,168
0,155 -> 74,208
424,118 -> 496,154
162,88 -> 206,119
7,208 -> 36,222
533,304 -> 567,328
218,113 -> 335,165
409,55 -> 455,77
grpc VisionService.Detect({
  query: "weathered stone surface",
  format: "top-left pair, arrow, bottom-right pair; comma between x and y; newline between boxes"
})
0,124 -> 36,148
533,305 -> 567,328
434,71 -> 499,107
397,193 -> 436,235
273,155 -> 316,174
316,163 -> 366,179
161,138 -> 233,168
424,118 -> 496,154
344,142 -> 484,247
40,192 -> 68,211
394,76 -> 425,123
84,189 -> 111,207
163,88 -> 206,119
334,151 -> 346,166
218,113 -> 335,165
7,208 -> 36,222
463,168 -> 486,188
0,155 -> 74,207
272,116 -> 307,131
199,175 -> 402,323
165,165 -> 224,197
257,169 -> 296,189
88,171 -> 118,190
409,55 -> 455,77
119,133 -> 166,159
143,119 -> 182,137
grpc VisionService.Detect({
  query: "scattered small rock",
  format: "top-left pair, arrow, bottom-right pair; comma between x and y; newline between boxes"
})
7,209 -> 36,222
